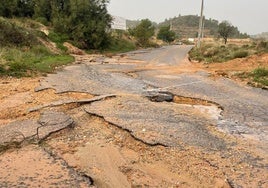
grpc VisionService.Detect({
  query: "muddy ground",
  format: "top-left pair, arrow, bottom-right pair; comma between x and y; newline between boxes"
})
0,49 -> 267,187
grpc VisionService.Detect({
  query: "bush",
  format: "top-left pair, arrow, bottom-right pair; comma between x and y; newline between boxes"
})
0,46 -> 74,77
251,67 -> 268,86
130,19 -> 155,47
253,67 -> 268,77
0,17 -> 38,47
233,51 -> 249,58
106,38 -> 136,53
189,43 -> 255,63
203,47 -> 219,57
256,41 -> 268,53
48,31 -> 69,52
35,17 -> 49,26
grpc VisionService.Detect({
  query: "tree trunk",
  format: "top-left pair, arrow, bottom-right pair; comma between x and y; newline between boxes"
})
224,37 -> 227,44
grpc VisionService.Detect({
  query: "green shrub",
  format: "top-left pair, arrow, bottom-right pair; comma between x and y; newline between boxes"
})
253,67 -> 268,77
35,17 -> 49,26
189,43 -> 254,63
252,67 -> 268,86
203,47 -> 219,57
0,46 -> 74,77
233,51 -> 249,58
106,38 -> 136,53
48,31 -> 69,52
256,41 -> 268,53
0,17 -> 38,47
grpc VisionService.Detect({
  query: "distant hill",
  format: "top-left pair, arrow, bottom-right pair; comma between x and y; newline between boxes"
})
158,15 -> 248,39
158,15 -> 213,38
252,32 -> 268,40
126,15 -> 248,40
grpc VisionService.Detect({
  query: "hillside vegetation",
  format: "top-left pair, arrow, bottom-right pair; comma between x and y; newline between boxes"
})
0,0 -> 138,77
189,41 -> 268,87
0,17 -> 74,77
159,15 -> 248,39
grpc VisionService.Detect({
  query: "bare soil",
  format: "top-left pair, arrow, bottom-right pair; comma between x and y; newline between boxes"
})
0,52 -> 267,187
201,53 -> 268,86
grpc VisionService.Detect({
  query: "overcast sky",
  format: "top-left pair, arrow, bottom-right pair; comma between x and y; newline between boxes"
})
107,0 -> 268,35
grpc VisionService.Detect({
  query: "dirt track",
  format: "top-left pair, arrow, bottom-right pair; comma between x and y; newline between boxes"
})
0,46 -> 267,187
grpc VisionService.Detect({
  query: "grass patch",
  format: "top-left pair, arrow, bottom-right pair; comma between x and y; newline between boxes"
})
233,50 -> 249,58
252,67 -> 268,86
105,38 -> 136,54
0,46 -> 74,77
256,41 -> 268,53
235,67 -> 268,87
48,31 -> 69,52
189,42 -> 259,63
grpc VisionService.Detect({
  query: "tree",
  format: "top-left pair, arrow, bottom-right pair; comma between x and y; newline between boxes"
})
34,0 -> 52,22
64,0 -> 112,49
16,0 -> 35,17
218,21 -> 234,44
157,25 -> 176,43
131,19 -> 155,46
0,0 -> 34,18
0,0 -> 112,50
0,0 -> 19,17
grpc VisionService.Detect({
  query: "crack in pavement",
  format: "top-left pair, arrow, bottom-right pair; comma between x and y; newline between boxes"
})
0,111 -> 74,153
84,95 -> 227,150
88,113 -> 170,148
40,144 -> 94,186
28,94 -> 116,112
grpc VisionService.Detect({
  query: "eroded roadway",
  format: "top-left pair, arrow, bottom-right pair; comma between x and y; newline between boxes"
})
35,45 -> 268,187
37,45 -> 268,146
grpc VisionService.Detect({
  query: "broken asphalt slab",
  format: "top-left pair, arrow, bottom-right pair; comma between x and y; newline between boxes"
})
35,64 -> 148,95
84,95 -> 226,150
0,111 -> 74,151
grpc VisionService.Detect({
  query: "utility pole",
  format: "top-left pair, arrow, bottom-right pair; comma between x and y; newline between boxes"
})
201,17 -> 205,39
170,20 -> 173,31
197,0 -> 204,48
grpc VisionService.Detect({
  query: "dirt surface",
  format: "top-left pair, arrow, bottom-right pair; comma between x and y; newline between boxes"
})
203,53 -> 268,86
0,46 -> 267,187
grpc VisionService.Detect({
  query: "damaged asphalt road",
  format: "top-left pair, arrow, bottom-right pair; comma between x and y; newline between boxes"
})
1,45 -> 267,187
37,45 -> 268,145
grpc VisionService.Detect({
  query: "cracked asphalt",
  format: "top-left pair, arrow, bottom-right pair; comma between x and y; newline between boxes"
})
38,45 -> 268,145
1,45 -> 267,187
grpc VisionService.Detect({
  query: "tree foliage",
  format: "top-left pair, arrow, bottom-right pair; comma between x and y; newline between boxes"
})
0,0 -> 34,18
65,0 -> 112,49
0,0 -> 112,50
34,0 -> 52,22
130,19 -> 155,46
157,25 -> 176,43
218,21 -> 234,44
0,17 -> 38,47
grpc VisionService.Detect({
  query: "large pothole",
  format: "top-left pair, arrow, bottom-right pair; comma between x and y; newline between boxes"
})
145,90 -> 223,121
